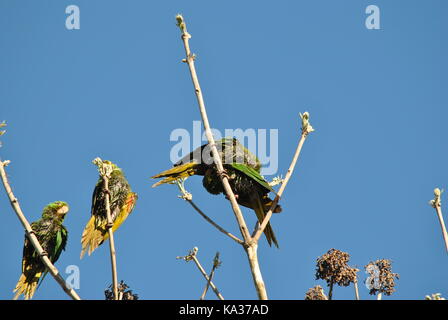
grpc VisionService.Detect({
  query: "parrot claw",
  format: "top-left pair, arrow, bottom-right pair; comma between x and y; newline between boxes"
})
218,169 -> 231,181
40,250 -> 48,257
106,222 -> 114,229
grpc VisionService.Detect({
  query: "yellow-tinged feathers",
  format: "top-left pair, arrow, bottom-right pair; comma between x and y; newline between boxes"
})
80,192 -> 137,258
251,194 -> 279,248
151,162 -> 199,187
80,215 -> 104,258
13,269 -> 42,300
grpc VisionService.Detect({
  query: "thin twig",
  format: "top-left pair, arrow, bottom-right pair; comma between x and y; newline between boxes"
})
430,188 -> 448,253
177,248 -> 224,300
0,160 -> 81,300
252,112 -> 313,243
328,280 -> 334,300
176,180 -> 243,245
93,158 -> 119,300
354,279 -> 360,300
187,201 -> 244,245
176,14 -> 269,300
200,252 -> 221,300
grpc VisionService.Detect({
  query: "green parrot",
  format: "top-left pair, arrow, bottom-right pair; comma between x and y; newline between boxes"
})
152,137 -> 281,247
13,201 -> 69,300
80,160 -> 138,258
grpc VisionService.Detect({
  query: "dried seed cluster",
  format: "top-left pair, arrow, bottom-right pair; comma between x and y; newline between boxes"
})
305,285 -> 327,300
105,281 -> 139,300
315,248 -> 359,287
365,259 -> 399,296
425,293 -> 445,300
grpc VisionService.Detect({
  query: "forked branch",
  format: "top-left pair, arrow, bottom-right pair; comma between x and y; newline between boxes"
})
176,14 -> 252,244
175,15 -> 312,300
200,252 -> 222,300
177,247 -> 224,300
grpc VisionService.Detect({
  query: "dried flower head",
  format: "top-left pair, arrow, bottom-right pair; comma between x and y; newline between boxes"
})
425,293 -> 445,300
315,248 -> 359,287
299,112 -> 314,135
365,259 -> 399,296
105,281 -> 139,300
305,285 -> 328,300
429,188 -> 443,208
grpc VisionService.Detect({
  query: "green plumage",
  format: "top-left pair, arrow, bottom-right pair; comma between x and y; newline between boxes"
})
91,164 -> 131,227
152,138 -> 281,247
14,201 -> 69,299
80,160 -> 138,258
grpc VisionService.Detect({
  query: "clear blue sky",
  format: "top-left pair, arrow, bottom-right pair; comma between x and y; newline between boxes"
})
1,0 -> 447,300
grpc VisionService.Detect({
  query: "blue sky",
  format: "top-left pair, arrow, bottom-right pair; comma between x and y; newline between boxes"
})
0,0 -> 447,300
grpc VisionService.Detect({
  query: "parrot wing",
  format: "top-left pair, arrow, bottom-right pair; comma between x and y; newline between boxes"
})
229,163 -> 275,193
90,180 -> 103,218
38,225 -> 68,289
151,162 -> 201,187
51,226 -> 68,263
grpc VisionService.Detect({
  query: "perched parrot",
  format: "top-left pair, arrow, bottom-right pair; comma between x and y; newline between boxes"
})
152,137 -> 281,247
13,201 -> 69,300
80,160 -> 137,258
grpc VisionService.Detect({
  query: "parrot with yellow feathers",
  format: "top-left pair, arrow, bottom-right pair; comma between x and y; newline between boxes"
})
13,201 -> 69,300
80,160 -> 137,258
152,137 -> 281,247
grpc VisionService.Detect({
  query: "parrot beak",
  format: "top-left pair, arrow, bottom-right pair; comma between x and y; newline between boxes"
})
57,205 -> 69,216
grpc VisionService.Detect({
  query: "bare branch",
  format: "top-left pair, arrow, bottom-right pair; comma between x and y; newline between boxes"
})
430,188 -> 448,253
175,14 -> 252,243
252,112 -> 313,243
176,179 -> 243,245
0,160 -> 81,300
354,278 -> 360,300
200,252 -> 221,300
176,14 -> 269,300
177,247 -> 224,300
93,158 -> 119,300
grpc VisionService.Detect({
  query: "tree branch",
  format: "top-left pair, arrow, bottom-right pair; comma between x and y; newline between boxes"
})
430,188 -> 448,253
200,252 -> 221,300
176,15 -> 252,243
176,14 -> 272,300
0,160 -> 81,300
176,179 -> 244,245
177,247 -> 224,300
328,280 -> 334,300
93,158 -> 119,300
354,278 -> 360,300
252,112 -> 313,243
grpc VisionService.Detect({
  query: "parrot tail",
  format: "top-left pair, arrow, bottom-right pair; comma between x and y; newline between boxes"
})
80,215 -> 105,259
13,271 -> 42,300
151,162 -> 199,187
251,194 -> 279,248
262,195 -> 282,214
